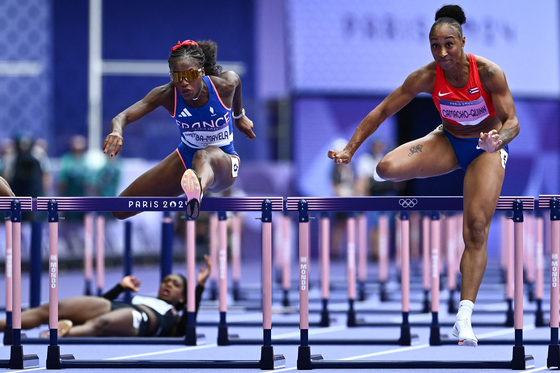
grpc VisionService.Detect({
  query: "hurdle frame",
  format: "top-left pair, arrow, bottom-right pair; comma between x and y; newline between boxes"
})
288,196 -> 534,370
0,198 -> 40,369
8,196 -> 286,369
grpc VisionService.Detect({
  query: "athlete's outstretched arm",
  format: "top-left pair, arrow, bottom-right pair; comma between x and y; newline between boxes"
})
328,65 -> 434,164
477,60 -> 519,153
228,72 -> 255,139
103,84 -> 171,156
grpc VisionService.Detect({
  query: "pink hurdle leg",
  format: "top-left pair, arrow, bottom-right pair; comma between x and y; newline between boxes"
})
49,214 -> 59,334
12,213 -> 21,339
95,215 -> 105,295
526,214 -> 536,301
535,214 -> 544,326
298,201 -> 310,344
209,213 -> 218,300
357,213 -> 367,301
346,214 -> 357,326
378,214 -> 389,302
422,215 -> 430,313
184,218 -> 197,345
83,213 -> 93,295
282,213 -> 291,307
217,212 -> 229,345
231,213 -> 242,301
398,211 -> 413,345
446,215 -> 457,313
513,202 -> 525,347
396,214 -> 402,272
3,215 -> 13,345
319,213 -> 330,326
429,213 -> 441,345
550,201 -> 559,343
506,216 -> 514,326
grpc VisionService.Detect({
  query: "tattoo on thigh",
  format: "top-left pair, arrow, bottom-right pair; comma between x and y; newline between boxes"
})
408,145 -> 423,157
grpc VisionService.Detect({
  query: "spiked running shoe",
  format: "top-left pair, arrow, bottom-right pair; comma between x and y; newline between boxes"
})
182,169 -> 202,219
39,319 -> 73,338
452,318 -> 478,347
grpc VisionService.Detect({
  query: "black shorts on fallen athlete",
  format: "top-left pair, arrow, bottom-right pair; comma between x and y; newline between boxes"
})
110,301 -> 150,336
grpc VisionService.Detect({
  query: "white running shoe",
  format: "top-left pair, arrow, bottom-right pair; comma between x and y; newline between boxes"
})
452,318 -> 478,347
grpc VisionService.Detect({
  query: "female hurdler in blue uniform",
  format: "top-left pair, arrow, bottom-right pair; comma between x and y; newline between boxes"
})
103,40 -> 255,219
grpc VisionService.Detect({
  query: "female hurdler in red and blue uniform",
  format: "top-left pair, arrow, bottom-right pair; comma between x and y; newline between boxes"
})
103,40 -> 255,219
329,5 -> 518,347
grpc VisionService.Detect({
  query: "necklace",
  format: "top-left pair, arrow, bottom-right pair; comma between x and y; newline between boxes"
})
192,83 -> 203,101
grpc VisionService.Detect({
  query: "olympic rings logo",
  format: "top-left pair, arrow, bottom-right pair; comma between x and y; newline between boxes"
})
398,198 -> 418,208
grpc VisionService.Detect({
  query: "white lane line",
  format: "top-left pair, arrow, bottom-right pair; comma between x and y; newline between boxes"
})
106,343 -> 218,360
522,367 -> 548,372
9,368 -> 45,373
273,325 -> 347,339
340,343 -> 431,360
478,325 -> 535,339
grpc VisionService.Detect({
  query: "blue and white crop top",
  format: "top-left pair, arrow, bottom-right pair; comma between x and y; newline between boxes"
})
172,76 -> 234,149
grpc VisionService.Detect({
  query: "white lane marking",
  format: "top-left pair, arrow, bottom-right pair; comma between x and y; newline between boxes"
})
107,343 -> 217,360
340,343 -> 430,360
522,367 -> 548,373
274,325 -> 347,339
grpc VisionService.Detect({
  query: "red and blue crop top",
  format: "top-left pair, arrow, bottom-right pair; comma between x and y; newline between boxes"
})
431,54 -> 496,126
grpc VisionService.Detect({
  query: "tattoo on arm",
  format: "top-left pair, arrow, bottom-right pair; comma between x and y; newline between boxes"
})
478,62 -> 497,84
408,144 -> 423,157
497,127 -> 515,150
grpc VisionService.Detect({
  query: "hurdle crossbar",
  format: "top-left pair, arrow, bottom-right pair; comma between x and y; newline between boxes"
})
0,197 -> 285,369
288,197 -> 534,370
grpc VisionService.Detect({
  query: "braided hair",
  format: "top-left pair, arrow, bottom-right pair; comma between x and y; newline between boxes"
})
168,40 -> 223,76
431,5 -> 466,38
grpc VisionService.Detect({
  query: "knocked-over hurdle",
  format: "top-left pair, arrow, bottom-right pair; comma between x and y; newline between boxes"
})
2,196 -> 285,369
288,196 -> 534,370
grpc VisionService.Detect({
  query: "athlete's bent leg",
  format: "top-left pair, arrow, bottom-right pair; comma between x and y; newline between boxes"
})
0,176 -> 15,197
112,151 -> 186,220
376,126 -> 459,182
191,146 -> 238,194
65,308 -> 140,337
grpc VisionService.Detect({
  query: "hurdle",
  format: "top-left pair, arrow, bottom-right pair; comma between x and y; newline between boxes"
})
291,196 -> 534,370
14,196 -> 285,369
539,196 -> 560,368
0,198 -> 40,369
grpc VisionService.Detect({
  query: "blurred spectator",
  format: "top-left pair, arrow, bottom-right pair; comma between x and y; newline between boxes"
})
9,132 -> 45,198
33,138 -> 54,196
58,135 -> 89,222
58,135 -> 89,198
0,138 -> 16,181
94,155 -> 122,197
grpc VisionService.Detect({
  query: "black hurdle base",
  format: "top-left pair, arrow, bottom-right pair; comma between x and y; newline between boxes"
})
2,324 -> 12,345
22,334 -> 206,345
297,345 -> 534,370
548,344 -> 560,368
6,345 -> 39,369
47,343 -> 285,370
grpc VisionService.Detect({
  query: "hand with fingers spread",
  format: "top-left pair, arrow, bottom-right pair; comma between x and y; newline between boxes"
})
328,148 -> 353,165
197,255 -> 212,286
103,132 -> 124,157
120,275 -> 141,292
234,116 -> 256,139
478,129 -> 502,153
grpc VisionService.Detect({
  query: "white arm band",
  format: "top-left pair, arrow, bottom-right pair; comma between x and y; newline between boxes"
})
232,108 -> 245,120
